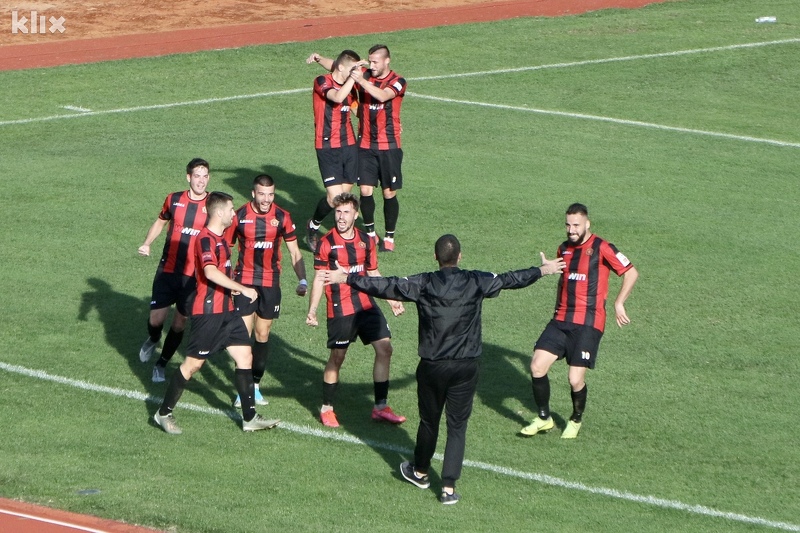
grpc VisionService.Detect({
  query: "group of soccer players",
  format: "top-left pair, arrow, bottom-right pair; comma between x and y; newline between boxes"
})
136,44 -> 640,503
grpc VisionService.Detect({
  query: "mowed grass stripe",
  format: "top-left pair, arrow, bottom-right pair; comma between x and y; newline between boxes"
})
2,361 -> 798,532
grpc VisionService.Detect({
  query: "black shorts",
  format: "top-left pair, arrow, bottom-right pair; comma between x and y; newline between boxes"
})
534,320 -> 604,369
357,147 -> 403,191
326,306 -> 391,349
186,312 -> 251,359
150,271 -> 196,315
233,285 -> 281,320
316,145 -> 358,186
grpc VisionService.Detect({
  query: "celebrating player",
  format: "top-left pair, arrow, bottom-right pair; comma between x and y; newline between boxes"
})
225,174 -> 307,408
305,193 -> 405,428
305,50 -> 361,253
521,203 -> 639,439
138,158 -> 209,383
153,191 -> 279,434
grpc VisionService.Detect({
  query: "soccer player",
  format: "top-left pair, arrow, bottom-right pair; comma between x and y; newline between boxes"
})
309,45 -> 407,252
350,45 -> 406,252
305,193 -> 405,428
153,191 -> 279,434
138,158 -> 209,383
322,234 -> 565,504
304,50 -> 361,253
225,174 -> 308,407
521,203 -> 639,439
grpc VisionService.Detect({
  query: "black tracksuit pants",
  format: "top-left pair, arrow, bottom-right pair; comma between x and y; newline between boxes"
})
413,357 -> 480,488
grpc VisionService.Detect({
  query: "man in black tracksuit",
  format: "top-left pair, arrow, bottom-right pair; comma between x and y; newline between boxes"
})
323,234 -> 564,504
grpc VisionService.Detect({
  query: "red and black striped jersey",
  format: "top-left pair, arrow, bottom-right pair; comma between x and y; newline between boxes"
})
357,69 -> 406,150
313,73 -> 358,149
190,227 -> 234,316
224,202 -> 297,287
552,234 -> 633,332
156,190 -> 208,276
314,228 -> 378,318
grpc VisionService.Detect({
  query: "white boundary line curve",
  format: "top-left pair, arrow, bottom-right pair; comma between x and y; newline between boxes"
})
1,361 -> 798,532
0,508 -> 118,533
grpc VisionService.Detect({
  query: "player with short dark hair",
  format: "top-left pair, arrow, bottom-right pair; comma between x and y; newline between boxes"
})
521,203 -> 639,439
224,174 -> 307,408
305,192 -> 406,428
304,50 -> 362,253
350,44 -> 407,252
153,191 -> 279,434
138,158 -> 209,383
322,234 -> 564,504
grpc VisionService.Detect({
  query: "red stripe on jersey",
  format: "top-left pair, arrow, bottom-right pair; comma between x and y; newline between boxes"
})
228,202 -> 297,287
190,228 -> 234,315
553,234 -> 633,332
358,70 -> 406,150
313,74 -> 358,149
314,228 -> 378,318
158,191 -> 208,276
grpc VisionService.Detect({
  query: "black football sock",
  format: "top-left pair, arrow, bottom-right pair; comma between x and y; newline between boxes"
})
570,384 -> 588,423
360,194 -> 376,231
374,380 -> 389,407
235,368 -> 257,422
531,375 -> 551,419
322,381 -> 339,407
383,195 -> 399,235
157,327 -> 184,366
312,197 -> 333,226
252,341 -> 270,384
159,370 -> 188,416
147,320 -> 162,343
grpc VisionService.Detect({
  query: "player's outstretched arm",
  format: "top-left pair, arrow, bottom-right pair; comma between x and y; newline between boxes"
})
307,52 -> 334,71
539,252 -> 566,276
614,266 -> 639,327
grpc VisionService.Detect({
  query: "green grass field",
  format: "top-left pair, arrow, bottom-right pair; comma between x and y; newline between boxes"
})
1,0 -> 799,531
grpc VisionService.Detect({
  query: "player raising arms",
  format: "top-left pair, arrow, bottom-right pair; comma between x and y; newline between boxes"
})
138,158 -> 209,383
305,193 -> 405,428
521,203 -> 639,439
304,50 -> 361,253
225,174 -> 307,408
153,191 -> 279,434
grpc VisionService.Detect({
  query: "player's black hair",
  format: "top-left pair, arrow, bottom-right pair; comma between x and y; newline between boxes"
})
253,174 -> 274,189
332,192 -> 359,212
333,49 -> 361,71
566,203 -> 589,217
435,234 -> 460,267
187,158 -> 210,175
368,44 -> 390,57
206,191 -> 233,215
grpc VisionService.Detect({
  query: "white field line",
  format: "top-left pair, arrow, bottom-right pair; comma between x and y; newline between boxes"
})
410,37 -> 800,81
0,509 -> 115,533
407,92 -> 800,148
60,105 -> 92,113
1,361 -> 798,532
0,36 -> 797,146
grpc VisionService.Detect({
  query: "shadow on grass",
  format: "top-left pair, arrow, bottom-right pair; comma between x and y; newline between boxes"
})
479,342 -> 568,431
264,333 -> 418,478
78,277 -> 242,424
